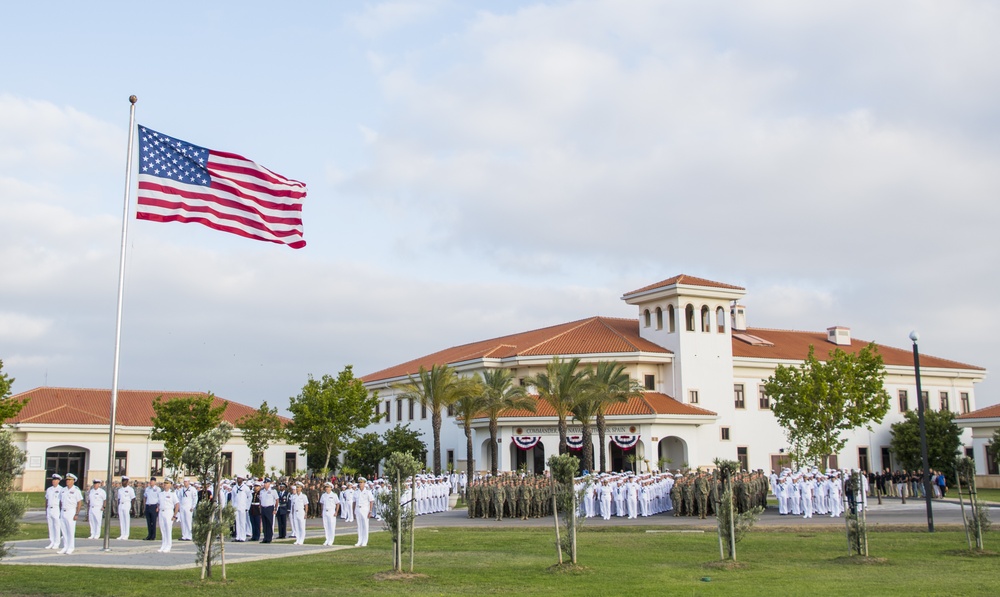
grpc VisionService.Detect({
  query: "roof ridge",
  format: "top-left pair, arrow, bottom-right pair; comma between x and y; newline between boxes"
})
18,403 -> 68,423
637,392 -> 655,415
595,317 -> 642,352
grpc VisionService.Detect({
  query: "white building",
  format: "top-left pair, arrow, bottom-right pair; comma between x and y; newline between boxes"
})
360,275 -> 987,476
5,387 -> 304,490
957,403 -> 1000,488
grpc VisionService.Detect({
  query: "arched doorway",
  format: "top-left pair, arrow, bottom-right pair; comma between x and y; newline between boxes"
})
46,446 -> 88,485
510,440 -> 546,474
658,436 -> 687,470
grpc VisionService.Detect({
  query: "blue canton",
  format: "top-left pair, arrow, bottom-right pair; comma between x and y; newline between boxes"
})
138,125 -> 211,187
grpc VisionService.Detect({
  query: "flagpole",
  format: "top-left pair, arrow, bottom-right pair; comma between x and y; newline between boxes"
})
103,95 -> 137,551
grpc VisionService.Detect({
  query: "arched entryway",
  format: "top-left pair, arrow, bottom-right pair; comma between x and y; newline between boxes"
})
46,446 -> 88,485
510,440 -> 546,474
658,436 -> 687,470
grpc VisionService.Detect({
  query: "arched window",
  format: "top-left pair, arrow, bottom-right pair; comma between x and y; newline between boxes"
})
667,305 -> 676,333
655,307 -> 663,330
685,304 -> 695,331
716,306 -> 726,333
701,305 -> 711,332
643,309 -> 651,328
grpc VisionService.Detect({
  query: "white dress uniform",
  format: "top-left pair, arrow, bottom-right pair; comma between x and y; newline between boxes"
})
231,481 -> 252,541
320,486 -> 339,546
291,487 -> 308,545
177,482 -> 198,541
58,479 -> 84,554
44,478 -> 64,549
157,484 -> 180,553
117,482 -> 136,539
354,482 -> 374,547
87,484 -> 107,538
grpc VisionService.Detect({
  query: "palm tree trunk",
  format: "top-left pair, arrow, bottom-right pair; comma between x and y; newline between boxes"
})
596,412 -> 607,473
557,416 -> 568,455
432,409 -> 442,475
581,420 -> 593,473
489,419 -> 499,476
465,425 -> 474,497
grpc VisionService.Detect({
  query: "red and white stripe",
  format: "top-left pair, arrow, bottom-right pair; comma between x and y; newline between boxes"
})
137,150 -> 307,249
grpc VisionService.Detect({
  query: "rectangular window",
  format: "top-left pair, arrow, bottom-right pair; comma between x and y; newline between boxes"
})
644,374 -> 655,391
734,384 -> 745,409
385,400 -> 391,422
408,398 -> 415,421
961,392 -> 970,414
150,451 -> 164,477
758,385 -> 770,409
736,447 -> 748,471
220,452 -> 233,478
114,451 -> 128,477
397,399 -> 403,422
898,389 -> 909,412
375,401 -> 381,419
880,447 -> 892,471
689,390 -> 699,404
421,403 -> 427,419
721,427 -> 730,441
285,452 -> 297,477
252,451 -> 264,470
858,447 -> 870,473
965,447 -> 974,459
447,450 -> 455,470
987,445 -> 999,476
939,391 -> 949,412
920,391 -> 929,410
447,403 -> 455,417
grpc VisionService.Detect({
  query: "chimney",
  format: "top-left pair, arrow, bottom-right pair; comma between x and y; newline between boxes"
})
731,304 -> 747,331
827,326 -> 851,346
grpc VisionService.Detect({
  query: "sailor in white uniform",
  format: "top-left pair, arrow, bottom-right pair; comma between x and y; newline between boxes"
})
157,479 -> 180,553
57,473 -> 84,554
117,477 -> 136,540
354,477 -> 374,547
86,479 -> 107,538
44,474 -> 64,549
320,482 -> 340,546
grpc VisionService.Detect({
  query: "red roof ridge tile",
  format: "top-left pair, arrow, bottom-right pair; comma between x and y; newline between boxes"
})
519,317 -> 601,354
594,317 -> 646,353
623,274 -> 745,297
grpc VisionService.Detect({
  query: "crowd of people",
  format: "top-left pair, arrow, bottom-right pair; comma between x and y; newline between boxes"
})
39,463 -> 957,556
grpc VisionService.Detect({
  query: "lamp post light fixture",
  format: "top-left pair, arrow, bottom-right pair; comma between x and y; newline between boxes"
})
909,330 -> 935,533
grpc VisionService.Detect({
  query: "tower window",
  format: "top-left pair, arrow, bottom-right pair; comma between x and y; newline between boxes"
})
721,427 -> 730,441
667,305 -> 676,333
643,309 -> 651,328
701,305 -> 711,332
734,384 -> 745,409
961,392 -> 970,414
689,390 -> 699,404
644,375 -> 655,390
716,306 -> 726,333
655,307 -> 663,330
685,304 -> 695,331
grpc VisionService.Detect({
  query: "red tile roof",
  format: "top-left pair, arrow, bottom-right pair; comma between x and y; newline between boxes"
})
623,274 -> 745,297
362,317 -> 671,382
732,328 -> 984,371
493,392 -> 716,419
4,387 -> 285,427
956,403 -> 1000,420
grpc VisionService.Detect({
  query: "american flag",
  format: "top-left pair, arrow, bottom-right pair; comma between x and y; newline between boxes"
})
136,125 -> 307,249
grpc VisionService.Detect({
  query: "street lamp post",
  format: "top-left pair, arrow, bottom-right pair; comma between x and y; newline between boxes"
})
910,331 -> 934,533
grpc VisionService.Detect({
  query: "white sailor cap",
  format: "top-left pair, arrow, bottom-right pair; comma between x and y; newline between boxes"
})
324,482 -> 333,487
358,477 -> 367,483
66,473 -> 78,480
52,474 -> 63,480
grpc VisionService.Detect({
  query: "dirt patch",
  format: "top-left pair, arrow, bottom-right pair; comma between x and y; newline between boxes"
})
703,560 -> 749,570
831,555 -> 888,565
373,570 -> 429,581
942,549 -> 999,558
546,563 -> 591,574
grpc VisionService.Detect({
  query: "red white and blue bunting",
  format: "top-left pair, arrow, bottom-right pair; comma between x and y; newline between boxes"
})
566,435 -> 584,451
512,436 -> 540,451
612,435 -> 640,450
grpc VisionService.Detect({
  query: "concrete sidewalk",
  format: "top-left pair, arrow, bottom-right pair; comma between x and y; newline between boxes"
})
0,537 -> 355,570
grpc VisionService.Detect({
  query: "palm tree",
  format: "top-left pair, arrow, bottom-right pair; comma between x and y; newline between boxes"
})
479,368 -> 536,475
525,357 -> 586,456
586,361 -> 643,472
570,389 -> 601,473
398,364 -> 465,476
449,377 -> 486,490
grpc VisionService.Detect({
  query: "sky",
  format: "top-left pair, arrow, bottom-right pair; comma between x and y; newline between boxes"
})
2,1 -> 998,413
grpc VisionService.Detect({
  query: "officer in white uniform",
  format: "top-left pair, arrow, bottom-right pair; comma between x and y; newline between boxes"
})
319,481 -> 339,546
87,479 -> 107,539
291,482 -> 308,545
354,477 -> 374,547
231,475 -> 251,541
176,478 -> 198,541
157,478 -> 180,553
58,473 -> 84,554
44,474 -> 64,549
117,477 -> 136,540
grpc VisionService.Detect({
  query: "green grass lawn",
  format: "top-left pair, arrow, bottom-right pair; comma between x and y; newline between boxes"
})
1,524 -> 997,596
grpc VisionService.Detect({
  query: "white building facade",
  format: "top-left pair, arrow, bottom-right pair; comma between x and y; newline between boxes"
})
5,387 -> 305,491
360,275 -> 987,476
